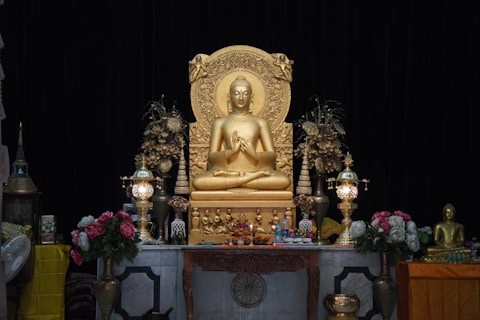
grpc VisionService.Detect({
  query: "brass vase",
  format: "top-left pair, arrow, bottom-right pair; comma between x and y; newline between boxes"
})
95,258 -> 121,320
372,251 -> 399,320
312,174 -> 330,245
151,176 -> 171,244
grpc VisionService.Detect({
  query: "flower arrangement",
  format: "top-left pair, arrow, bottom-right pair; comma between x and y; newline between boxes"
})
168,196 -> 190,219
168,195 -> 190,214
293,194 -> 316,217
41,220 -> 56,233
294,96 -> 347,175
135,95 -> 188,175
417,226 -> 433,247
349,210 -> 426,262
70,210 -> 141,266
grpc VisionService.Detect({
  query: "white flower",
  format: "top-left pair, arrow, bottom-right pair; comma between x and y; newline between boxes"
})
349,220 -> 366,239
389,215 -> 405,229
406,220 -> 418,235
418,226 -> 432,235
390,226 -> 406,243
78,232 -> 90,251
77,215 -> 95,229
405,233 -> 421,252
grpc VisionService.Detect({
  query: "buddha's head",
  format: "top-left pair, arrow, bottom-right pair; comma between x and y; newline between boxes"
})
228,75 -> 253,113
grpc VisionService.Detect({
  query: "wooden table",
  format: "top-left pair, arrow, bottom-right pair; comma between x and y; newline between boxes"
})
182,246 -> 320,320
396,261 -> 480,320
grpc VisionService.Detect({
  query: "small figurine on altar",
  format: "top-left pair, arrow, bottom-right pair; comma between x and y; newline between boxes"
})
214,209 -> 227,234
254,209 -> 266,233
202,210 -> 215,235
225,208 -> 234,229
422,203 -> 470,262
236,212 -> 249,225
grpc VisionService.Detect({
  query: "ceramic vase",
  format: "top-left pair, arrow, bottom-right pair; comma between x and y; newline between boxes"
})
312,174 -> 330,245
372,251 -> 399,320
151,176 -> 171,244
95,258 -> 121,320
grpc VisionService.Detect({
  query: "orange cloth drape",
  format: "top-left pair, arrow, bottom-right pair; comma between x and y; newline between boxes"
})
396,261 -> 480,320
19,244 -> 71,320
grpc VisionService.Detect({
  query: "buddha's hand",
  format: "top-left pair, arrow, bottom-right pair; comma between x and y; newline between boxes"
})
230,131 -> 242,156
240,138 -> 259,161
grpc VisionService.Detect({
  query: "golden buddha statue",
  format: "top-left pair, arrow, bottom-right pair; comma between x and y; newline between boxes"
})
422,203 -> 469,262
192,75 -> 291,191
187,45 -> 295,244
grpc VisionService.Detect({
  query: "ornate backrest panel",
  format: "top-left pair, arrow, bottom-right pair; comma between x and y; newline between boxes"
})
189,45 -> 294,191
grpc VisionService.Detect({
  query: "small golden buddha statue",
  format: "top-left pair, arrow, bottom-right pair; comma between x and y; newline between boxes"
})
422,203 -> 470,262
192,75 -> 291,191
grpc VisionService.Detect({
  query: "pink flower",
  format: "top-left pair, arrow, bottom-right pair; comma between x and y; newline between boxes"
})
372,215 -> 391,235
85,222 -> 104,239
393,210 -> 411,222
371,210 -> 390,220
70,249 -> 84,265
98,211 -> 114,224
71,230 -> 80,246
116,210 -> 133,223
119,221 -> 136,239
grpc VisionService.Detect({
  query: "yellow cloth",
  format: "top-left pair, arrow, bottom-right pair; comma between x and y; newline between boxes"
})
19,244 -> 71,320
397,261 -> 480,320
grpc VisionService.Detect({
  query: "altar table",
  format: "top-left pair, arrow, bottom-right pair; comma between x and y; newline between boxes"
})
104,245 -> 389,319
182,246 -> 319,320
396,261 -> 480,320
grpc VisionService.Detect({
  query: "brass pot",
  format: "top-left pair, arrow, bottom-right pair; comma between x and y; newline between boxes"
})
324,293 -> 360,319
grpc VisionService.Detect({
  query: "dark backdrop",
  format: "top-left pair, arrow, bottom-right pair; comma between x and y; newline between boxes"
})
0,1 -> 478,244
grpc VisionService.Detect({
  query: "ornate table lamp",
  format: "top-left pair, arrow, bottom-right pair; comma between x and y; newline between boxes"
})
121,156 -> 159,241
327,153 -> 369,245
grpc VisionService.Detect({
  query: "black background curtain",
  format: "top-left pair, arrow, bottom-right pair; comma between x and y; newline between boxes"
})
0,1 -> 478,242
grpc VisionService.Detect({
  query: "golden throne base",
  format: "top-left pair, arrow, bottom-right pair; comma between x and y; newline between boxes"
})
188,195 -> 295,245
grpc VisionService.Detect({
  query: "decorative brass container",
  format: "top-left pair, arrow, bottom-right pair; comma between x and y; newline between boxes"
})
372,251 -> 399,320
95,258 -> 121,320
324,293 -> 360,320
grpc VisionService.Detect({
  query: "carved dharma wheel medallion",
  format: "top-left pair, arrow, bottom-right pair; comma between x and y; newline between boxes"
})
231,273 -> 266,308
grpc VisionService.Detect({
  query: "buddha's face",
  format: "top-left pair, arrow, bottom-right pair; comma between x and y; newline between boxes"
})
229,82 -> 252,112
445,208 -> 455,220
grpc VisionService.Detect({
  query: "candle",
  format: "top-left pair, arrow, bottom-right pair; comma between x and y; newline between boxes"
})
249,224 -> 254,246
272,225 -> 276,245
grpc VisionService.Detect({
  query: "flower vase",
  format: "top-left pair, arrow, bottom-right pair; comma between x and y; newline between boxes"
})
312,174 -> 329,245
151,176 -> 171,244
95,258 -> 121,320
372,251 -> 399,320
